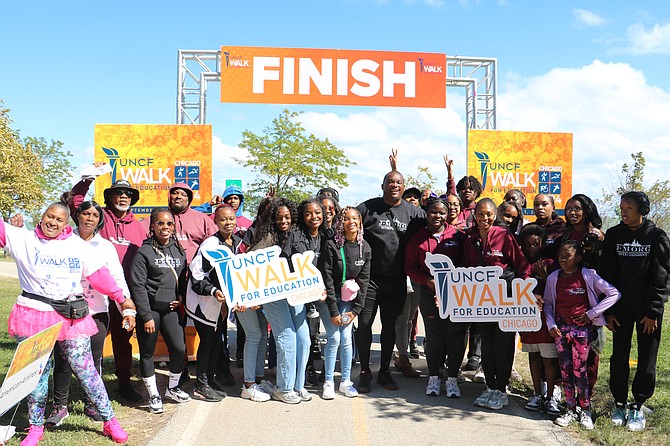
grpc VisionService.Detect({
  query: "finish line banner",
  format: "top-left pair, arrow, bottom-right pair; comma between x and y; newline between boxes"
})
94,124 -> 213,216
425,253 -> 540,332
468,130 -> 573,213
220,46 -> 446,108
203,245 -> 325,307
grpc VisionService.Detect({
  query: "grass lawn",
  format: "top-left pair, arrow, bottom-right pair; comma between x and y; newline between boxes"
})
514,310 -> 670,446
0,277 -> 177,445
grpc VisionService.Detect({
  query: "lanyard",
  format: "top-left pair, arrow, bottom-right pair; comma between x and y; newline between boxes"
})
339,246 -> 347,285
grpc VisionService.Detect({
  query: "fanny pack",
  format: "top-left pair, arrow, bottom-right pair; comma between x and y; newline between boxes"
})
22,291 -> 89,321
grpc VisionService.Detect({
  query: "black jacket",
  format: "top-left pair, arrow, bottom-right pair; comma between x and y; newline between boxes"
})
601,219 -> 670,320
319,239 -> 372,317
130,238 -> 187,322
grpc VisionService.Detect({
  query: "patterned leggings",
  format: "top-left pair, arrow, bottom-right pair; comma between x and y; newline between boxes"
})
17,335 -> 115,426
555,323 -> 592,410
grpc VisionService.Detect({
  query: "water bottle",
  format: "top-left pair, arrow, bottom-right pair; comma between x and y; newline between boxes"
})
341,313 -> 350,324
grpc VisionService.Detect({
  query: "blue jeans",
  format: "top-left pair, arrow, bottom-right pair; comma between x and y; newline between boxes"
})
262,299 -> 310,392
319,300 -> 354,382
235,308 -> 268,383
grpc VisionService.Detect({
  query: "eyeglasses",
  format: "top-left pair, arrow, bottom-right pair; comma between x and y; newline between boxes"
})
445,203 -> 461,208
112,189 -> 132,197
155,220 -> 174,227
565,207 -> 583,213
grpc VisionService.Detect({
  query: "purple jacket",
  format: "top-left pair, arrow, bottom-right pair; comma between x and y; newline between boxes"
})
544,267 -> 621,330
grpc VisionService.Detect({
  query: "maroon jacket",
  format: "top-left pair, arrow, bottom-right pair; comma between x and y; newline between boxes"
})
71,179 -> 146,275
405,225 -> 464,287
462,225 -> 531,279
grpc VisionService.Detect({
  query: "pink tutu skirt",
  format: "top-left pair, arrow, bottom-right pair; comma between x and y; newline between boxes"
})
8,304 -> 99,341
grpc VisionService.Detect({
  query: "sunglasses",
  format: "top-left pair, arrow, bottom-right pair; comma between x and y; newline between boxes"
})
155,220 -> 174,227
112,189 -> 132,197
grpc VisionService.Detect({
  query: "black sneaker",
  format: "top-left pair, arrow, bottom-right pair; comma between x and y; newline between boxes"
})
409,341 -> 420,359
84,402 -> 104,422
194,384 -> 224,402
305,366 -> 319,387
358,369 -> 372,394
45,405 -> 69,427
463,357 -> 480,371
118,384 -> 143,403
377,370 -> 399,390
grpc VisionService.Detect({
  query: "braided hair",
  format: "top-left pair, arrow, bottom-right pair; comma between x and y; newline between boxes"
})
149,207 -> 185,255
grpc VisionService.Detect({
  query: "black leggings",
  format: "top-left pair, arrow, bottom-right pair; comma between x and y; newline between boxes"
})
136,309 -> 186,377
192,307 -> 225,381
356,276 -> 406,372
479,322 -> 516,392
53,312 -> 109,406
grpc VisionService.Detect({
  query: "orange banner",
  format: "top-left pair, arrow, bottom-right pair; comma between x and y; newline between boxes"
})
467,130 -> 573,212
220,46 -> 446,108
94,124 -> 212,216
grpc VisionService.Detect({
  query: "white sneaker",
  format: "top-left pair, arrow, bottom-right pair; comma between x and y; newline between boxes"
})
474,388 -> 493,407
296,388 -> 312,402
257,379 -> 275,395
149,394 -> 164,414
626,407 -> 646,431
554,410 -> 578,427
553,385 -> 562,403
545,397 -> 561,416
445,377 -> 461,398
165,386 -> 191,403
271,389 -> 301,404
322,380 -> 336,400
338,380 -> 359,398
487,390 -> 509,410
473,365 -> 485,383
241,383 -> 271,402
426,376 -> 440,396
580,409 -> 594,430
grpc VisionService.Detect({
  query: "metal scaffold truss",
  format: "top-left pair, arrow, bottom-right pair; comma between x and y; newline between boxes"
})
177,50 -> 497,130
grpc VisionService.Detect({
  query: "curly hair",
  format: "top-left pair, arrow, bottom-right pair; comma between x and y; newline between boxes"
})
251,197 -> 298,247
297,197 -> 328,237
333,206 -> 365,249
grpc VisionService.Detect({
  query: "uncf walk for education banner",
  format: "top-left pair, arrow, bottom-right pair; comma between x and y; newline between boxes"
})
220,46 -> 447,108
94,124 -> 213,216
467,130 -> 573,212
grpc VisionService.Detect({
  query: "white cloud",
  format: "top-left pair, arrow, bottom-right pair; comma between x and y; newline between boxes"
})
572,9 -> 606,28
616,22 -> 670,55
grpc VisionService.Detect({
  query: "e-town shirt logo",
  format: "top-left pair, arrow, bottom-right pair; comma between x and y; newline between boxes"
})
616,240 -> 651,257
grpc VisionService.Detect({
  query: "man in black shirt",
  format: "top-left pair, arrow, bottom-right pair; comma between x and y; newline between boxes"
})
356,171 -> 426,392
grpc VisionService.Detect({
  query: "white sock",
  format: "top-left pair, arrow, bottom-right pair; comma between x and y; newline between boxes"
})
143,375 -> 159,397
168,372 -> 182,389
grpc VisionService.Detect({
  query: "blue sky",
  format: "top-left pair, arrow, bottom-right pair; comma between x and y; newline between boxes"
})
1,0 -> 669,210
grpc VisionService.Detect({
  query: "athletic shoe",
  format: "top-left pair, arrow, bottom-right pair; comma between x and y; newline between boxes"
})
306,305 -> 320,319
44,405 -> 69,427
271,389 -> 301,404
487,390 -> 509,410
257,380 -> 275,395
322,380 -> 336,400
409,341 -> 420,359
611,403 -> 627,426
241,383 -> 271,402
553,385 -> 562,403
84,402 -> 104,422
627,407 -> 646,432
377,370 -> 399,390
102,417 -> 129,444
580,410 -> 594,430
545,397 -> 561,416
305,366 -> 319,387
194,384 -> 224,402
554,410 -> 578,427
473,365 -> 485,383
525,393 -> 543,411
118,383 -> 143,403
339,380 -> 359,398
165,386 -> 191,403
20,425 -> 44,446
358,369 -> 372,394
149,394 -> 164,414
445,377 -> 461,398
456,372 -> 466,384
463,356 -> 480,371
474,388 -> 494,407
426,376 -> 441,396
510,367 -> 523,383
297,387 -> 313,401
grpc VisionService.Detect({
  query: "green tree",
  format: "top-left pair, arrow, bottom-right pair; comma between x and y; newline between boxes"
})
600,152 -> 670,231
406,165 -> 441,195
236,109 -> 355,208
22,136 -> 74,223
0,104 -> 44,220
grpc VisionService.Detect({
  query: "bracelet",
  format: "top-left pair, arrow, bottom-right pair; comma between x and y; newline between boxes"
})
122,309 -> 137,317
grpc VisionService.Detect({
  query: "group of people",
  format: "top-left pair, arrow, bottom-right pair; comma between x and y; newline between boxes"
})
3,155 -> 669,445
